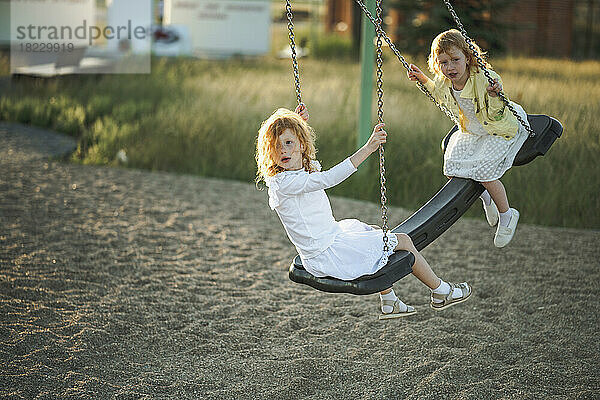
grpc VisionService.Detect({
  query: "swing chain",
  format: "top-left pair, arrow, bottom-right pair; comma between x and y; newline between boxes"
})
374,0 -> 389,252
353,0 -> 461,127
441,0 -> 535,137
286,0 -> 302,105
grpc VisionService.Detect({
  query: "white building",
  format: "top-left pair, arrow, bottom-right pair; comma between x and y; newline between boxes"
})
164,0 -> 271,58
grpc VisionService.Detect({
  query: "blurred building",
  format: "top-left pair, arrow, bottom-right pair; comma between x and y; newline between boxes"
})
325,0 -> 576,58
164,0 -> 270,58
325,0 -> 354,34
502,0 -> 574,57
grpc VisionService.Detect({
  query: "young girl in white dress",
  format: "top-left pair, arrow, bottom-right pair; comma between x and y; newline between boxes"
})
255,104 -> 472,319
408,29 -> 527,247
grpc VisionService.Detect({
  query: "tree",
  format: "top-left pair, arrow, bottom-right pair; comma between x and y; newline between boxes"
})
388,0 -> 517,58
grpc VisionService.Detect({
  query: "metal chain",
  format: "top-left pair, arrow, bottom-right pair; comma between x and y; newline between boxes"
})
286,0 -> 302,105
353,0 -> 461,127
441,0 -> 535,137
374,0 -> 389,252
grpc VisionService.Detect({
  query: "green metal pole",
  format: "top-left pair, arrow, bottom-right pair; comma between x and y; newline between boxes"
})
358,0 -> 375,150
310,0 -> 318,53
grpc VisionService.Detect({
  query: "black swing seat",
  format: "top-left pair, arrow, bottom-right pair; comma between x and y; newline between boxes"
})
442,114 -> 563,166
289,114 -> 562,295
290,251 -> 415,295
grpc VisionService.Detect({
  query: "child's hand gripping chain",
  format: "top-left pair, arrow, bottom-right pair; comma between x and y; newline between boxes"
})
294,102 -> 309,122
486,79 -> 502,97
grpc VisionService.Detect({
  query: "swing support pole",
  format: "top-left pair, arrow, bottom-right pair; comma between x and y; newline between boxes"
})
358,0 -> 376,152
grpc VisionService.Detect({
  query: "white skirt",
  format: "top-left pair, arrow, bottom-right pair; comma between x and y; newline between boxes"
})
443,104 -> 529,182
302,219 -> 399,281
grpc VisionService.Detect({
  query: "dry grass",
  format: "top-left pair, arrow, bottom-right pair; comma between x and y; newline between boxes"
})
0,51 -> 598,228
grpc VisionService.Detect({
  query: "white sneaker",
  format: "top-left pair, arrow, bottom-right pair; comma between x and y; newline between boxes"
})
494,208 -> 520,248
482,198 -> 499,227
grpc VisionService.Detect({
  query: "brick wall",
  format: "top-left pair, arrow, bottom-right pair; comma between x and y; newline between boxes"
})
502,0 -> 574,57
325,0 -> 354,34
325,0 -> 575,57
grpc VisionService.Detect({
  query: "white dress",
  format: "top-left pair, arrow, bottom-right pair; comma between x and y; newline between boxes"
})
443,87 -> 529,182
266,158 -> 399,281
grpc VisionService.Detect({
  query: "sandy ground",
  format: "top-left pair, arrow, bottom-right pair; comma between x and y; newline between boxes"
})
1,122 -> 599,400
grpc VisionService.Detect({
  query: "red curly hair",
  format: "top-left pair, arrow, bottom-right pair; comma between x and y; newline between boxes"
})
255,108 -> 317,183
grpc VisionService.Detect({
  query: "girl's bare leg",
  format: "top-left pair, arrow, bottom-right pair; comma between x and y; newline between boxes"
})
394,233 -> 441,290
481,180 -> 509,213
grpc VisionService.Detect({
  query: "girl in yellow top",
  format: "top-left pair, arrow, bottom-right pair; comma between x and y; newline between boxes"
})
407,29 -> 528,248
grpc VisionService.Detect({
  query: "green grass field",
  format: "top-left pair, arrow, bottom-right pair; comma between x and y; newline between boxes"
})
0,50 -> 598,229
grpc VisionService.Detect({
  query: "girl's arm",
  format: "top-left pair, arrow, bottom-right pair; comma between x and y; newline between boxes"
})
275,124 -> 387,195
275,159 -> 357,195
407,64 -> 432,85
407,64 -> 436,95
349,123 -> 387,168
407,64 -> 429,85
486,79 -> 502,98
485,71 -> 508,121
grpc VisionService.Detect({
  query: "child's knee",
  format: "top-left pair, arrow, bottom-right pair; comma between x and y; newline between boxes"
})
394,233 -> 415,251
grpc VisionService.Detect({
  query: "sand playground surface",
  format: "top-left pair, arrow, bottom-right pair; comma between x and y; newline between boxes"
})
1,122 -> 599,399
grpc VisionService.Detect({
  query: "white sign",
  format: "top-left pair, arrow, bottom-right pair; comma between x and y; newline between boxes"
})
165,0 -> 271,57
106,0 -> 152,54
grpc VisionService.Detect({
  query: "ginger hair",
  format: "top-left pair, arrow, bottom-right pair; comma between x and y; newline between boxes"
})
427,29 -> 488,79
427,29 -> 490,131
255,108 -> 317,184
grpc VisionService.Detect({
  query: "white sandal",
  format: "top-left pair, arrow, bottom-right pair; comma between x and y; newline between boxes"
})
379,299 -> 417,320
430,282 -> 472,311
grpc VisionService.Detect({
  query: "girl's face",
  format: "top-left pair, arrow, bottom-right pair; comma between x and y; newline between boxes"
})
437,46 -> 469,88
275,128 -> 303,171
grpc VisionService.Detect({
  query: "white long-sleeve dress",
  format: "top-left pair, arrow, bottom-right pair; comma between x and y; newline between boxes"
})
265,158 -> 398,281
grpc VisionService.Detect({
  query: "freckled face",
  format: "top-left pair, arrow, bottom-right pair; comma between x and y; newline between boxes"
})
437,46 -> 469,88
276,129 -> 303,171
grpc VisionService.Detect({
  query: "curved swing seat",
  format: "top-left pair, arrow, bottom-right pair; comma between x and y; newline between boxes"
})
442,114 -> 563,167
289,114 -> 562,294
290,251 -> 414,295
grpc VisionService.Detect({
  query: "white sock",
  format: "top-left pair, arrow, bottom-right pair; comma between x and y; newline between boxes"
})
431,280 -> 463,303
499,209 -> 512,227
480,190 -> 492,206
380,289 -> 407,313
